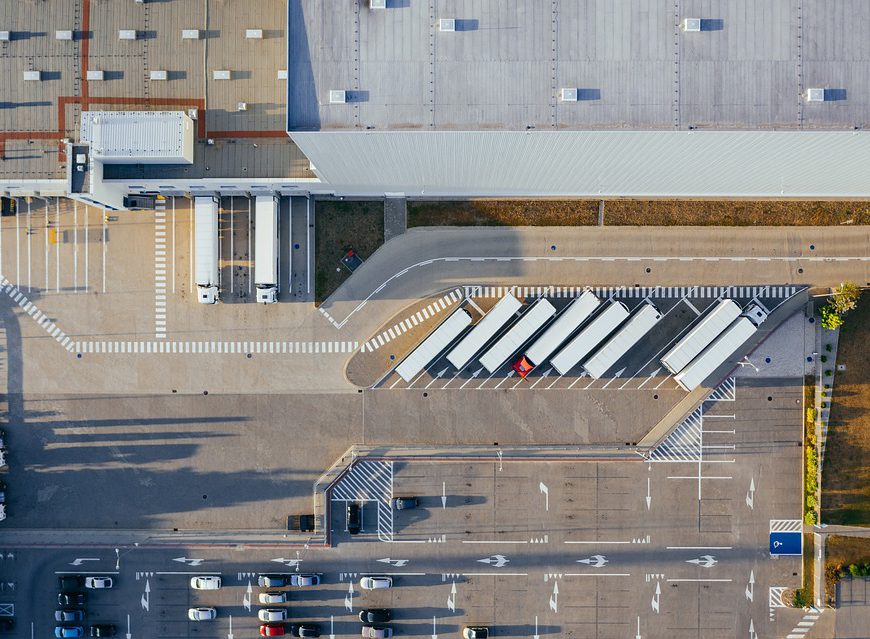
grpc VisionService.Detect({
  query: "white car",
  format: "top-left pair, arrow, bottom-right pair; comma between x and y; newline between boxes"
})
188,607 -> 217,621
359,576 -> 392,590
190,575 -> 221,590
290,574 -> 320,587
259,591 -> 287,604
85,576 -> 113,589
258,609 -> 288,622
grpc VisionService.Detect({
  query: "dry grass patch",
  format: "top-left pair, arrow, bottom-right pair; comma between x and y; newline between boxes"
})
408,200 -> 598,227
821,292 -> 870,526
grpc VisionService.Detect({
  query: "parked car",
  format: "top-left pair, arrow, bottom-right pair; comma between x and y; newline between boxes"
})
257,574 -> 287,588
392,497 -> 418,510
190,575 -> 221,590
359,576 -> 392,590
88,625 -> 116,637
0,448 -> 7,469
0,430 -> 5,447
361,626 -> 392,638
0,481 -> 5,503
290,574 -> 320,587
359,610 -> 391,624
259,624 -> 286,637
292,625 -> 321,638
85,577 -> 113,589
58,576 -> 84,591
258,609 -> 288,622
58,593 -> 86,606
55,627 -> 84,639
55,610 -> 85,622
188,608 -> 217,621
463,627 -> 489,639
346,503 -> 361,535
0,618 -> 14,631
259,591 -> 287,604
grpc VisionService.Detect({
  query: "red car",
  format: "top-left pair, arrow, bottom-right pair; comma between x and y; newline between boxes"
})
513,356 -> 534,378
260,624 -> 286,637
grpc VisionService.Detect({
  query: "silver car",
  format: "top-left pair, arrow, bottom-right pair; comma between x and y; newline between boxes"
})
290,574 -> 320,587
188,607 -> 217,621
258,609 -> 288,622
259,591 -> 287,604
361,626 -> 393,638
85,576 -> 113,589
190,575 -> 221,590
359,576 -> 392,590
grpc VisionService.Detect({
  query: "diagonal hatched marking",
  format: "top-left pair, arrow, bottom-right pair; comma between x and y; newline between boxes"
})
649,407 -> 703,462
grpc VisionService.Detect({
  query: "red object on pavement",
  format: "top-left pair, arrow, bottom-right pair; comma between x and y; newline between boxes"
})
513,356 -> 534,378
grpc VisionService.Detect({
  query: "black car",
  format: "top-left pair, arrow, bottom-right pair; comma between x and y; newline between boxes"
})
58,592 -> 86,606
346,503 -> 361,535
359,610 -> 391,624
58,576 -> 84,591
0,618 -> 14,631
89,625 -> 116,637
392,497 -> 418,510
293,625 -> 321,638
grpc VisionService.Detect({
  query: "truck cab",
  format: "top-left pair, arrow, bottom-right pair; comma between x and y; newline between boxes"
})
257,285 -> 277,304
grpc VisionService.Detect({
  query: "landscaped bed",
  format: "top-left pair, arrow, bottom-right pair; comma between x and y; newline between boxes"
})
407,199 -> 870,227
824,535 -> 870,606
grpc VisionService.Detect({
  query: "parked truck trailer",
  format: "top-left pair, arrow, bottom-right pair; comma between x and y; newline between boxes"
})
660,299 -> 741,374
396,307 -> 472,382
446,293 -> 522,371
254,195 -> 280,304
582,301 -> 662,379
194,196 -> 219,304
479,298 -> 557,373
550,300 -> 630,376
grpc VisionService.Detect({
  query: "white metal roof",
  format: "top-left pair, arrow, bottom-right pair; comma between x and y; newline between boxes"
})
396,308 -> 472,383
582,302 -> 662,379
446,293 -> 522,371
80,111 -> 194,164
478,298 -> 557,373
660,299 -> 742,374
290,130 -> 870,197
674,317 -> 758,391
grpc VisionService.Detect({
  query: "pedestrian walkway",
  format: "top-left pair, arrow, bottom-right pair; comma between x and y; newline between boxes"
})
0,277 -> 73,351
383,197 -> 407,242
73,339 -> 358,355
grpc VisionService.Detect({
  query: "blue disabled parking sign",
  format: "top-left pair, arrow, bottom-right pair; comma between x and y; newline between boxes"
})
770,532 -> 802,555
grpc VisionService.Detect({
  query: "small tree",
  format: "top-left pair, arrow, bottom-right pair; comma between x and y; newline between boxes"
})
830,281 -> 860,314
819,304 -> 844,330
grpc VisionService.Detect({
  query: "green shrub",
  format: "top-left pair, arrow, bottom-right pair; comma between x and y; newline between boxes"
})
825,369 -> 833,377
793,589 -> 811,607
825,343 -> 833,352
820,355 -> 828,363
820,304 -> 844,330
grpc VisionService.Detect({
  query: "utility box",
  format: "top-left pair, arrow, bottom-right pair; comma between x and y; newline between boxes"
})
0,31 -> 10,41
681,18 -> 702,32
560,88 -> 578,102
182,29 -> 201,40
277,69 -> 288,80
370,0 -> 387,8
213,70 -> 231,80
56,30 -> 74,40
237,102 -> 247,111
806,88 -> 825,102
439,18 -> 456,32
329,90 -> 347,104
23,70 -> 41,81
150,70 -> 168,81
86,70 -> 104,81
245,29 -> 263,39
119,30 -> 137,40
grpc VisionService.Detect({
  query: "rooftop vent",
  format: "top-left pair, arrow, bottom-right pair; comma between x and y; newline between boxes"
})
150,70 -> 168,81
119,30 -> 137,40
56,30 -> 73,40
23,70 -> 41,81
439,19 -> 456,32
213,70 -> 232,80
805,88 -> 825,102
86,70 -> 105,81
245,29 -> 263,39
0,31 -> 11,41
237,102 -> 247,112
370,0 -> 387,8
681,18 -> 701,32
560,88 -> 578,102
277,70 -> 288,80
329,90 -> 347,104
182,29 -> 201,40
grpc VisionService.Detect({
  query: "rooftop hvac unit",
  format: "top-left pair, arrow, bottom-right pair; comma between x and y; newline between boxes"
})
805,88 -> 825,102
182,29 -> 201,40
329,90 -> 347,104
681,18 -> 701,32
0,31 -> 10,41
245,29 -> 263,39
119,30 -> 137,40
213,70 -> 231,80
56,30 -> 73,40
237,102 -> 247,111
277,69 -> 288,80
439,18 -> 456,32
560,88 -> 578,102
86,70 -> 105,81
23,70 -> 41,81
370,0 -> 387,8
150,70 -> 168,80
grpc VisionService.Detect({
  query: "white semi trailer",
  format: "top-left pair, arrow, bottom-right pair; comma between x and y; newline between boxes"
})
660,299 -> 741,374
254,195 -> 280,304
478,298 -> 557,374
446,293 -> 522,371
550,300 -> 630,376
395,307 -> 472,383
582,301 -> 662,379
194,196 -> 219,304
513,291 -> 601,377
674,304 -> 768,392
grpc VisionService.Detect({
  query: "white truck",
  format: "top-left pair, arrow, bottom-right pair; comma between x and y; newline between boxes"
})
194,196 -> 219,304
660,299 -> 741,374
674,303 -> 768,392
254,195 -> 280,304
446,293 -> 522,371
478,298 -> 557,374
582,301 -> 662,379
396,308 -> 472,382
513,291 -> 601,377
550,300 -> 630,376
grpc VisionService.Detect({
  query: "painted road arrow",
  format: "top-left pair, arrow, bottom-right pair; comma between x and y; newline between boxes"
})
549,582 -> 559,613
243,580 -> 252,611
329,615 -> 335,639
172,556 -> 204,567
645,477 -> 651,510
534,615 -> 539,639
651,581 -> 660,614
126,614 -> 131,639
441,482 -> 447,509
447,581 -> 456,612
141,579 -> 150,612
746,477 -> 756,510
272,557 -> 301,567
686,555 -> 717,568
345,581 -> 354,612
577,555 -> 608,568
432,615 -> 438,639
70,557 -> 100,566
477,554 -> 510,568
745,570 -> 754,602
377,558 -> 409,567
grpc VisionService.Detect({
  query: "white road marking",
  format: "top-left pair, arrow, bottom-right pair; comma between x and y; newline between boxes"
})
102,210 -> 107,293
